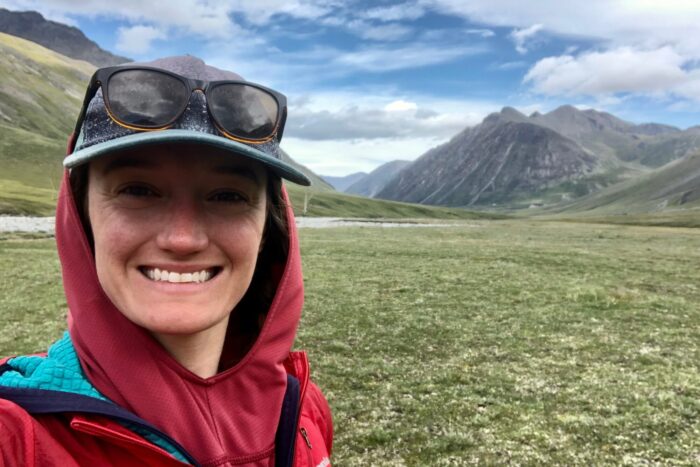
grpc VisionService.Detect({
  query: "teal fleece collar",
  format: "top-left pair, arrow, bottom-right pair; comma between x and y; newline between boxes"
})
0,332 -> 189,463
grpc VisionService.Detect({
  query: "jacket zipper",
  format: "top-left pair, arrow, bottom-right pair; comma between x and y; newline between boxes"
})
299,426 -> 313,465
300,427 -> 312,449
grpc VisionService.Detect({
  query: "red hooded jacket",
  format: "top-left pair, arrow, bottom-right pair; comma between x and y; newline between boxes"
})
0,171 -> 333,466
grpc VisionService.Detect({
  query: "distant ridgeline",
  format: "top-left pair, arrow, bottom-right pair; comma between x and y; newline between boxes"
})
0,8 -> 130,66
373,106 -> 700,211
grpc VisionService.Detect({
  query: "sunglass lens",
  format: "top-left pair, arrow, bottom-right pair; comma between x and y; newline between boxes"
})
107,70 -> 188,127
208,84 -> 278,140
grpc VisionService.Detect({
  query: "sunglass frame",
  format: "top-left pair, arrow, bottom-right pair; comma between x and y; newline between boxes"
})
71,65 -> 288,148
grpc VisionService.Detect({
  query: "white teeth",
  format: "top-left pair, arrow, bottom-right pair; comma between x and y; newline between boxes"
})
144,268 -> 214,284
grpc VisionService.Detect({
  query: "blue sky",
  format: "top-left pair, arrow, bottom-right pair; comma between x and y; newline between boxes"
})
4,0 -> 700,175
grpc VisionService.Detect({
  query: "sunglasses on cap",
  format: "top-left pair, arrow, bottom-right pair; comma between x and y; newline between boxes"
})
72,66 -> 288,145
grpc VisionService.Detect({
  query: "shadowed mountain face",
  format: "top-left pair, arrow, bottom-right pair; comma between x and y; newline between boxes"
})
346,160 -> 411,197
321,172 -> 368,191
543,152 -> 700,216
377,105 -> 700,207
529,105 -> 699,167
0,8 -> 130,67
378,118 -> 597,206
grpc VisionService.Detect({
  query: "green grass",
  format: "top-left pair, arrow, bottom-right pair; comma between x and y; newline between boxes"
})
285,185 -> 503,219
0,178 -> 57,215
547,209 -> 700,229
1,221 -> 698,464
296,222 -> 700,465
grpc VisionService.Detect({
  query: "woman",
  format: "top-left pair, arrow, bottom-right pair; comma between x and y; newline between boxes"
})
0,56 -> 332,466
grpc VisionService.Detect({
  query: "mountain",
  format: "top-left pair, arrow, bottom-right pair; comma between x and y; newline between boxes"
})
544,151 -> 700,216
0,8 -> 130,67
377,113 -> 597,206
321,172 -> 368,191
0,32 -> 93,194
345,160 -> 411,197
280,149 -> 334,191
529,105 -> 699,167
378,105 -> 700,208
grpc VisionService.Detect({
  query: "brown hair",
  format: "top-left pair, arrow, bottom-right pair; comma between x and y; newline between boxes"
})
69,164 -> 290,370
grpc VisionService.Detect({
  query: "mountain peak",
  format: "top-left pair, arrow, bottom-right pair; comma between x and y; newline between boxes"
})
483,106 -> 529,125
0,7 -> 131,66
501,106 -> 526,118
547,104 -> 581,117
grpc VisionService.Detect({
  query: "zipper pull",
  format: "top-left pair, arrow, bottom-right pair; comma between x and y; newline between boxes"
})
300,427 -> 312,449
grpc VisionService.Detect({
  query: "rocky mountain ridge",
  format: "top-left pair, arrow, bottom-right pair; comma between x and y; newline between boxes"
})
346,160 -> 411,197
375,105 -> 700,207
321,172 -> 368,191
0,8 -> 130,67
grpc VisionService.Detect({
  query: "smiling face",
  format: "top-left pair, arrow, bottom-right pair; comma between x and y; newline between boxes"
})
86,144 -> 268,337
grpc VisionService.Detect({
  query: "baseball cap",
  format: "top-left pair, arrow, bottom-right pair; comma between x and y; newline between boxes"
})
64,55 -> 311,186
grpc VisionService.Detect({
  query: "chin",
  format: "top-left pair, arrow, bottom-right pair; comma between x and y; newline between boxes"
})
125,303 -> 232,336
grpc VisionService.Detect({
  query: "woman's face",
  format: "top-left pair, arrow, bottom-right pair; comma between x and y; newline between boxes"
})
86,145 -> 268,336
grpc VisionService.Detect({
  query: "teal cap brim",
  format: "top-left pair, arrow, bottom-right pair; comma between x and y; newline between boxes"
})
63,130 -> 311,186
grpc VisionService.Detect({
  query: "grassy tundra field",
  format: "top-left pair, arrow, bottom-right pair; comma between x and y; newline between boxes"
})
1,220 -> 699,465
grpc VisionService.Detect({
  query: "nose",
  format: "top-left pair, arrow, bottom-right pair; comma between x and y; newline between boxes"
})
155,199 -> 209,255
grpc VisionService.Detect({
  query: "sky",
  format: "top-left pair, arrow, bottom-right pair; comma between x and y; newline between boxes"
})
4,0 -> 700,176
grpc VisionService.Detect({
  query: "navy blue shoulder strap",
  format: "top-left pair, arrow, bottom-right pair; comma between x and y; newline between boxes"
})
0,385 -> 200,466
0,367 -> 301,467
275,374 -> 301,467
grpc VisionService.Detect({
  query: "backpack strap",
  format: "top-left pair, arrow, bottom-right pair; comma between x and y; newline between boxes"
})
275,374 -> 301,467
0,386 -> 199,466
0,365 -> 301,466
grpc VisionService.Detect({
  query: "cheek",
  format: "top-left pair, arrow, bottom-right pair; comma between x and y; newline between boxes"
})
89,203 -> 150,293
218,217 -> 266,266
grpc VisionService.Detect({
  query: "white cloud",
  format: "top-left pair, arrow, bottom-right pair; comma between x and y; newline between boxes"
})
361,3 -> 426,22
346,19 -> 413,41
465,28 -> 494,38
284,89 -> 496,143
335,43 -> 487,72
524,47 -> 691,97
0,0 -> 334,39
227,0 -> 333,25
385,100 -> 418,112
426,0 -> 700,58
493,60 -> 528,70
281,136 -> 439,176
510,23 -> 543,54
115,25 -> 166,55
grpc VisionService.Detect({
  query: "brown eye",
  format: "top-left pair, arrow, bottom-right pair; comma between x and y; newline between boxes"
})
209,191 -> 247,203
120,185 -> 157,198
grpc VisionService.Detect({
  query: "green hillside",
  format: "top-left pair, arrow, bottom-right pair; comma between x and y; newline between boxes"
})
285,184 -> 502,219
530,152 -> 700,226
0,32 -> 94,212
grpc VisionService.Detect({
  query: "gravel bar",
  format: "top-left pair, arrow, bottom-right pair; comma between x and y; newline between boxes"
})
0,216 -> 459,233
